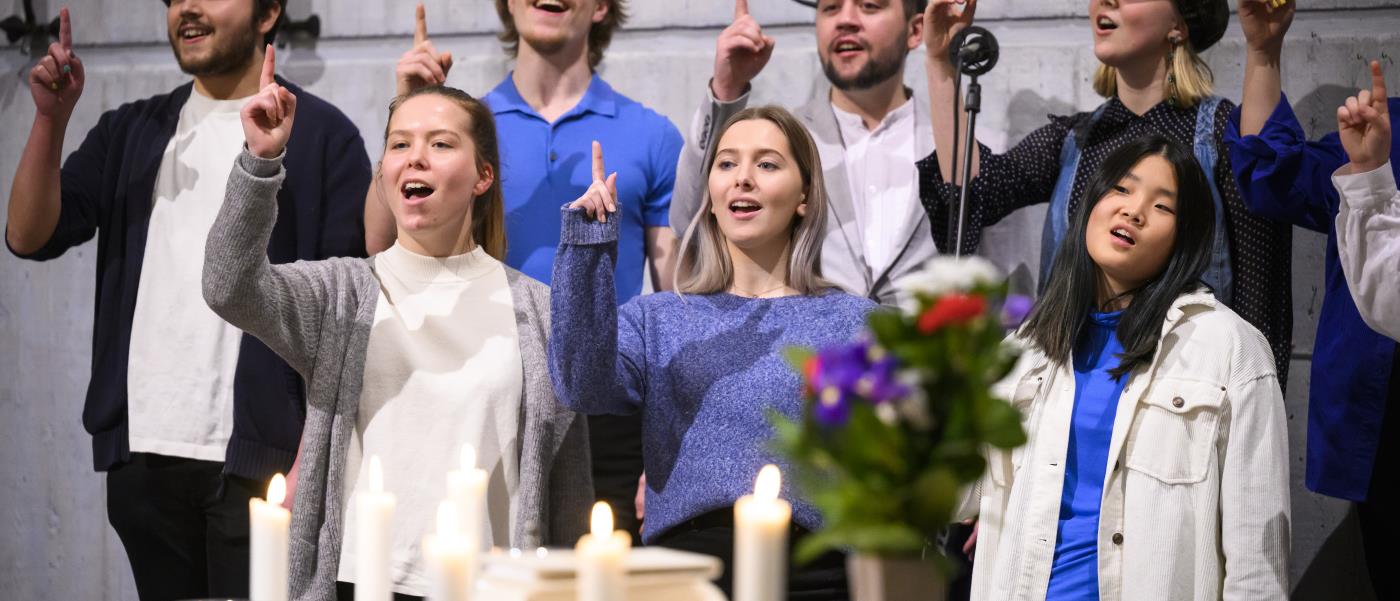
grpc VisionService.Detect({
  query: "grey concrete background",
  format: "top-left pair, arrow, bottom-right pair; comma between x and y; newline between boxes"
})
1,0 -> 1397,598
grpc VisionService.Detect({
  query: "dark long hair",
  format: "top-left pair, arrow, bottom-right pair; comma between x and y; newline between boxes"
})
1019,134 -> 1216,378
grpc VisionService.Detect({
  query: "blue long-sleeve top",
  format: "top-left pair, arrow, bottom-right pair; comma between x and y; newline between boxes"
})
548,207 -> 878,543
1225,93 -> 1400,502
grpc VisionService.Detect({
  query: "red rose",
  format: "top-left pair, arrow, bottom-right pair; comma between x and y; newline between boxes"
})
802,355 -> 822,396
917,294 -> 987,334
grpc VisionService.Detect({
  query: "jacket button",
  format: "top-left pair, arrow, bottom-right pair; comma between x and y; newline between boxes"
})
1112,532 -> 1124,545
549,151 -> 558,161
1171,397 -> 1185,408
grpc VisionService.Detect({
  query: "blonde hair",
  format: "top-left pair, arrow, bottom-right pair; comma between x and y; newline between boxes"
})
381,86 -> 507,261
674,106 -> 832,296
1093,40 -> 1215,108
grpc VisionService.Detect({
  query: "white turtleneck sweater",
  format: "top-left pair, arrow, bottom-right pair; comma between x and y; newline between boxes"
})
337,242 -> 523,596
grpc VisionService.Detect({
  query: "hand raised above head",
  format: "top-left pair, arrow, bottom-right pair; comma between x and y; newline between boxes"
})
923,0 -> 976,63
29,7 -> 86,120
241,45 -> 299,159
569,141 -> 619,223
397,2 -> 454,98
1338,60 -> 1392,175
1237,0 -> 1295,55
712,0 -> 774,102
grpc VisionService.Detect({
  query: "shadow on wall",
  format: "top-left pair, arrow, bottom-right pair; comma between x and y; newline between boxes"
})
1292,506 -> 1377,601
1293,84 -> 1356,141
281,38 -> 326,88
975,89 -> 1077,297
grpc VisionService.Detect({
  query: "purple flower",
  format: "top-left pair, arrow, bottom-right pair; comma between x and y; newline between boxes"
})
813,384 -> 852,426
806,340 -> 914,427
1002,294 -> 1033,329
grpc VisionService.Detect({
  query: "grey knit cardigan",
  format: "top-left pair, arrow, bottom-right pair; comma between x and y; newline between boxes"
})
203,150 -> 593,601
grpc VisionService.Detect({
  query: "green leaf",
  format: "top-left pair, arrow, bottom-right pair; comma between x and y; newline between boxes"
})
980,398 -> 1029,448
782,346 -> 817,372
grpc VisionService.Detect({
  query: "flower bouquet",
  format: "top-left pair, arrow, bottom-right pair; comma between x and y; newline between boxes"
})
772,257 -> 1031,570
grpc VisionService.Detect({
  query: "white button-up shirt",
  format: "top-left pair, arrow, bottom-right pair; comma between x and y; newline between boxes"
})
963,290 -> 1291,601
831,99 -> 918,277
1334,161 -> 1400,342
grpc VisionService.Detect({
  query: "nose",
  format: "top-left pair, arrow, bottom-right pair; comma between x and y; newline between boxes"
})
1119,202 -> 1144,225
733,163 -> 755,191
834,0 -> 861,30
406,143 -> 429,171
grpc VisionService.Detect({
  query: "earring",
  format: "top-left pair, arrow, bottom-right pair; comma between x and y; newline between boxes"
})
1165,39 -> 1180,107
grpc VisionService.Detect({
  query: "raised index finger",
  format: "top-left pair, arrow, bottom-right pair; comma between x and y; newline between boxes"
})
735,0 -> 749,20
59,7 -> 72,50
260,44 -> 276,88
592,141 -> 605,182
1371,60 -> 1389,114
415,3 -> 428,45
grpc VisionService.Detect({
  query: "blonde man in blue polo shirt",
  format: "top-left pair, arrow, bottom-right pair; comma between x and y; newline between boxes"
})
365,1 -> 682,539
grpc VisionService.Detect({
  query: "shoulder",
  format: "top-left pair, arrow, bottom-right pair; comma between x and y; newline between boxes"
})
94,84 -> 191,130
608,89 -> 682,141
811,289 -> 880,316
1168,298 -> 1276,382
505,266 -> 551,305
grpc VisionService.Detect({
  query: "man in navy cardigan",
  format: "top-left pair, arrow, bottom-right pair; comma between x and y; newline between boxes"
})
1226,1 -> 1399,598
4,2 -> 368,599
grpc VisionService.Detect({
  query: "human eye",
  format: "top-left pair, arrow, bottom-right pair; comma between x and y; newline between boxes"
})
1155,202 -> 1176,215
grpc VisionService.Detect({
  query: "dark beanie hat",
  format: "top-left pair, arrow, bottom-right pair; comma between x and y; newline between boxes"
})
1171,0 -> 1230,52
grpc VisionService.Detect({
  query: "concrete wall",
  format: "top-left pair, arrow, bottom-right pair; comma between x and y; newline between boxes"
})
1,0 -> 1396,598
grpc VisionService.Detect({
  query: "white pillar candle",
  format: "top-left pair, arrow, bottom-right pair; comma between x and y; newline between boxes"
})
446,444 -> 488,552
250,473 -> 291,601
734,464 -> 791,601
425,501 -> 473,601
575,501 -> 631,601
355,455 -> 396,601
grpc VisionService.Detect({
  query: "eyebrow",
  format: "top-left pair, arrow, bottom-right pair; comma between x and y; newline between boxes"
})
386,128 -> 463,138
716,147 -> 787,157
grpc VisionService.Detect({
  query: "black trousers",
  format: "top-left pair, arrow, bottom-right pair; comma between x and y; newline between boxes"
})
653,508 -> 848,601
588,413 -> 645,538
1358,347 -> 1400,601
106,453 -> 264,601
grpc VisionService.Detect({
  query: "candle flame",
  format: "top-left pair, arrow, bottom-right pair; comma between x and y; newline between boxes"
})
369,455 -> 383,494
755,464 -> 781,501
590,501 -> 613,538
461,444 -> 477,471
267,473 -> 287,505
437,500 -> 460,538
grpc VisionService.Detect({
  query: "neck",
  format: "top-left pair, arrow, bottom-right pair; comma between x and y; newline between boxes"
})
726,240 -> 795,298
193,50 -> 264,100
513,41 -> 594,122
830,74 -> 909,130
1094,271 -> 1135,312
395,222 -> 478,258
1112,52 -> 1169,116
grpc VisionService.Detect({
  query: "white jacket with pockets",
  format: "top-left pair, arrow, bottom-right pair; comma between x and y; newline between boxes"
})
964,288 -> 1290,601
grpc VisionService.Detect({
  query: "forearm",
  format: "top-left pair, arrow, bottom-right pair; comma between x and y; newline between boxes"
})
6,116 -> 68,254
646,226 -> 677,292
1239,48 -> 1284,138
548,208 -> 640,415
1335,163 -> 1400,341
925,59 -> 978,183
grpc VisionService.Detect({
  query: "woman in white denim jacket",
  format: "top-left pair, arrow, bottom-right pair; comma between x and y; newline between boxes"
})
962,134 -> 1291,601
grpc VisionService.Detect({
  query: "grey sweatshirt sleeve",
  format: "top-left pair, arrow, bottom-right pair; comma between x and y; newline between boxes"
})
203,148 -> 331,375
669,84 -> 752,235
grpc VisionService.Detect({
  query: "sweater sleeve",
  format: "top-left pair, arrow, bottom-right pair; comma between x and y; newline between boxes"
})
1219,365 -> 1291,601
1334,162 -> 1400,342
917,116 -> 1074,254
669,85 -> 751,235
1225,93 -> 1347,233
203,148 -> 334,375
548,206 -> 647,415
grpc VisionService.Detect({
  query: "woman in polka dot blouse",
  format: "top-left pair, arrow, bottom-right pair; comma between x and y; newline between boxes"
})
918,0 -> 1294,384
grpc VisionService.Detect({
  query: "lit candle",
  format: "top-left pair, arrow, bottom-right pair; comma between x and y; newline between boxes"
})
575,501 -> 631,601
250,473 -> 291,601
447,444 -> 488,552
425,501 -> 473,601
733,465 -> 791,601
355,456 -> 396,601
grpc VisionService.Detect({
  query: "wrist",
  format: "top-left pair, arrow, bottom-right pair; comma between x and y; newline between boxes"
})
32,112 -> 70,134
1245,45 -> 1283,68
711,76 -> 746,103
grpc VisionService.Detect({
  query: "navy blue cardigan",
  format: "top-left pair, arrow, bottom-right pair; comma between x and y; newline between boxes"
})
5,78 -> 370,481
1226,94 -> 1400,502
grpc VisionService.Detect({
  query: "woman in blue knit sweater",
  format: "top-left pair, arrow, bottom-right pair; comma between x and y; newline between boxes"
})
549,106 -> 877,599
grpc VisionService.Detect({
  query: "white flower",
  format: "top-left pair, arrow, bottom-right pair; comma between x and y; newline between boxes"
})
894,369 -> 932,431
893,256 -> 1003,315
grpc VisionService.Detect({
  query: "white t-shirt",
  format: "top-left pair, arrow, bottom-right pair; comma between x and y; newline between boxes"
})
338,243 -> 524,596
127,88 -> 249,461
832,99 -> 919,277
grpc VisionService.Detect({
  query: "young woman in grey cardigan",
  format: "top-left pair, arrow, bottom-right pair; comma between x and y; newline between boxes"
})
202,54 -> 591,601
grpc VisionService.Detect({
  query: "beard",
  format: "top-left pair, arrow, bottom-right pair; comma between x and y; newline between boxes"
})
821,35 -> 908,91
169,23 -> 260,78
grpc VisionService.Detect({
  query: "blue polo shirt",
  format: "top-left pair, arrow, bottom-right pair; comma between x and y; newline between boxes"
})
484,73 -> 683,301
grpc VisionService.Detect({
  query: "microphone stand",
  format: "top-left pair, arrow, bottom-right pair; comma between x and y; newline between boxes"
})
946,27 -> 999,258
